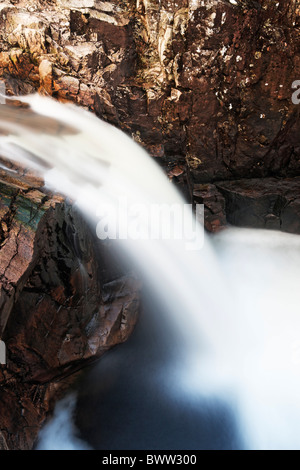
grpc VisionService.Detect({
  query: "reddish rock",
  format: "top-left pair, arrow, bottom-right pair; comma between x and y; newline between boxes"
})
0,0 -> 299,184
0,163 -> 140,450
192,182 -> 227,233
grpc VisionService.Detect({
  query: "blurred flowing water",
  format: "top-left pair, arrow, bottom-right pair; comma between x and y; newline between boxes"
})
1,96 -> 300,450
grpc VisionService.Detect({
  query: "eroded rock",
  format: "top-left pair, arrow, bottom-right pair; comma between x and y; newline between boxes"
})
217,177 -> 300,233
0,163 -> 140,450
0,0 -> 298,184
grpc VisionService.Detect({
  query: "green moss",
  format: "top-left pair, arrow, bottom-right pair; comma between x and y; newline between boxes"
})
0,182 -> 47,232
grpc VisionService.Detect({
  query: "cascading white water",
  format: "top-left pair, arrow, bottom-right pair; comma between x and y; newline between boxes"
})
1,95 -> 300,450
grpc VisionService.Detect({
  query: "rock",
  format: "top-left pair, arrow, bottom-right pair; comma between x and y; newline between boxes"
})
216,177 -> 300,234
58,0 -> 96,8
53,75 -> 80,100
0,1 -> 299,226
39,59 -> 53,95
0,0 -> 299,190
192,182 -> 227,233
65,43 -> 97,76
0,162 -> 140,449
192,176 -> 300,234
2,10 -> 47,55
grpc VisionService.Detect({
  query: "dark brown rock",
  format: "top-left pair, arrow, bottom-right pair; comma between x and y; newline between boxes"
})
192,182 -> 227,233
0,164 -> 140,450
216,176 -> 300,234
192,175 -> 300,234
0,0 -> 299,183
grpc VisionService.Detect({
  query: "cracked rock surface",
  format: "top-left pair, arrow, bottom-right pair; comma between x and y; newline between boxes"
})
194,177 -> 300,232
0,0 -> 300,230
0,0 -> 299,172
0,0 -> 300,449
0,163 -> 140,450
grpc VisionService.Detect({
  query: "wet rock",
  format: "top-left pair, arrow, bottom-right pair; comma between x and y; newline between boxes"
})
216,177 -> 300,234
192,183 -> 227,233
0,0 -> 298,181
191,175 -> 300,234
0,163 -> 140,449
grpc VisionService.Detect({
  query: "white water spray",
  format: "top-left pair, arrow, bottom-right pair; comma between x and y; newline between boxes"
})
1,96 -> 300,450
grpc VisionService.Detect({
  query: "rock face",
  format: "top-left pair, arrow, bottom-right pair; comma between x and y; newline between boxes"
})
0,0 -> 299,231
0,162 -> 140,450
0,0 -> 299,182
194,177 -> 300,233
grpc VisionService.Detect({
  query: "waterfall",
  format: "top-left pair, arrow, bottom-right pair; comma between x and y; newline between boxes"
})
1,95 -> 300,450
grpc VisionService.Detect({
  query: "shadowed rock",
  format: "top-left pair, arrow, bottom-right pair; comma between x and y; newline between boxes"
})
0,163 -> 140,450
